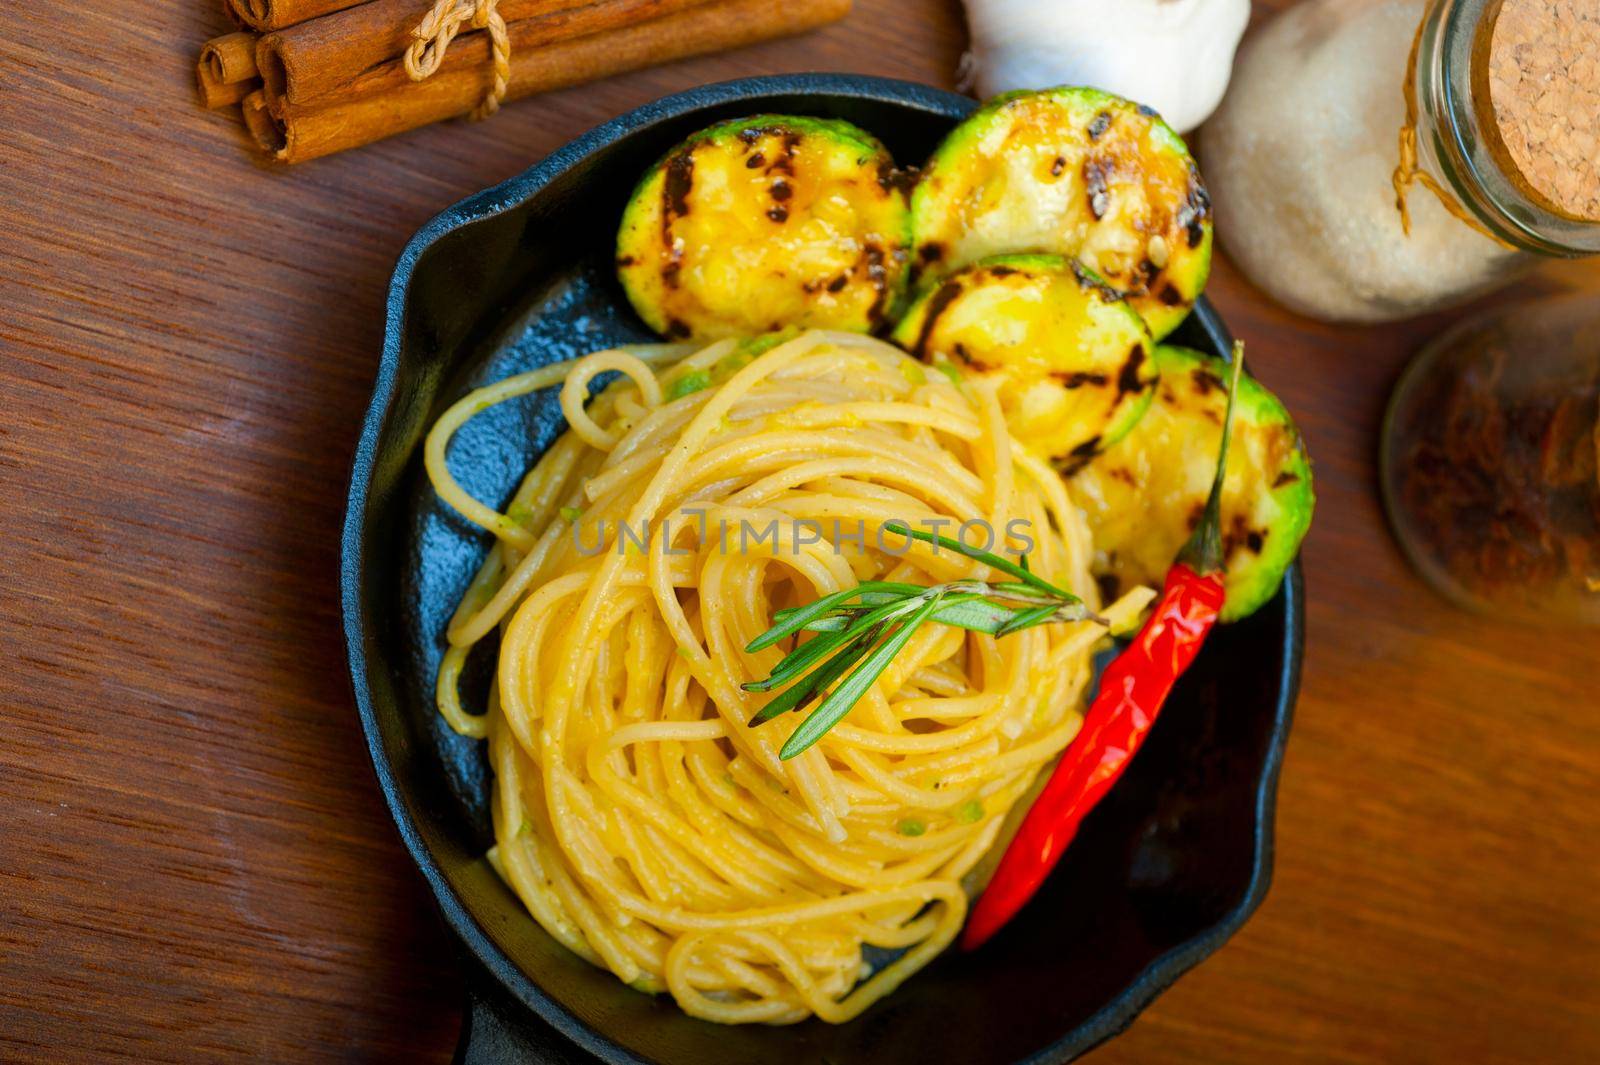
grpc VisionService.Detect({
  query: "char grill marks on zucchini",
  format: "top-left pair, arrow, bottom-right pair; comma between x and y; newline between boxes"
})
910,87 -> 1213,340
1067,345 -> 1314,621
616,114 -> 913,341
890,254 -> 1158,463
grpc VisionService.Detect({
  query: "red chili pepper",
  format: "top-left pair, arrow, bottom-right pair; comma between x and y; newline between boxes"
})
961,561 -> 1223,949
962,345 -> 1246,952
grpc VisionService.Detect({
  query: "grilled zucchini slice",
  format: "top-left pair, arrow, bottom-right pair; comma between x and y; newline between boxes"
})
616,115 -> 912,340
889,254 -> 1158,463
911,87 -> 1212,340
1069,346 -> 1314,622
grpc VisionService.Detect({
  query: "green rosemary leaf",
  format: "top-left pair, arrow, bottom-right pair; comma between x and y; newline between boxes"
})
789,601 -> 999,635
928,597 -> 1035,634
986,585 -> 1098,623
781,591 -> 1066,636
780,594 -> 945,760
741,622 -> 861,693
745,581 -> 921,653
881,522 -> 1074,600
993,603 -> 1063,637
979,582 -> 1064,604
747,593 -> 930,693
747,603 -> 900,693
770,587 -> 915,630
749,625 -> 882,725
780,613 -> 854,634
902,593 -> 999,632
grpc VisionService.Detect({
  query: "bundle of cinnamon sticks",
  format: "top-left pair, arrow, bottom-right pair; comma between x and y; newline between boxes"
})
197,0 -> 852,163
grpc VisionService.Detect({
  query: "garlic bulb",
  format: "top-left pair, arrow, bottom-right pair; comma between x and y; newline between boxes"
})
961,0 -> 1251,133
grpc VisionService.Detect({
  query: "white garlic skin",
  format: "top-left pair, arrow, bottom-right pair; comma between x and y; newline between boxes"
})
963,0 -> 1251,133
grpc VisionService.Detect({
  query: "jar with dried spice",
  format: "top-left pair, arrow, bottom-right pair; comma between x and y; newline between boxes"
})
1381,292 -> 1600,624
1203,0 -> 1600,323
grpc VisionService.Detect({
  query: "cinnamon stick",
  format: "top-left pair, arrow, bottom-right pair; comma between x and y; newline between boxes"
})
200,76 -> 259,109
241,89 -> 280,148
202,32 -> 261,84
225,0 -> 369,32
259,0 -> 710,106
247,0 -> 851,164
198,32 -> 261,109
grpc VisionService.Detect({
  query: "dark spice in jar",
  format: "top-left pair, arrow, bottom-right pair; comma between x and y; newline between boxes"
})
1392,322 -> 1600,606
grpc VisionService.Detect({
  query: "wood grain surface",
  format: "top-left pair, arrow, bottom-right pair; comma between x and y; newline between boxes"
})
2,2 -> 1596,1062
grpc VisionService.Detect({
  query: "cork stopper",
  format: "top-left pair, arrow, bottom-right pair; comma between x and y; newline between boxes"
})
1480,0 -> 1600,222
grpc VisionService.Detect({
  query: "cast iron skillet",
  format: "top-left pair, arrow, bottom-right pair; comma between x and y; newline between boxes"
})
341,74 -> 1304,1065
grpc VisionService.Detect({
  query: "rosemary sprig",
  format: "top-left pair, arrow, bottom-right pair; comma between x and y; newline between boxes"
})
885,521 -> 1071,596
744,523 -> 1104,760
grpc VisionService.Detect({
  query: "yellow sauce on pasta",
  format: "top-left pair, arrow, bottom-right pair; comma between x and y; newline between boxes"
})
425,330 -> 1150,1024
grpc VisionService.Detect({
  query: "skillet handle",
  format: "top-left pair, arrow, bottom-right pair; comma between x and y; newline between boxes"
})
454,968 -> 600,1065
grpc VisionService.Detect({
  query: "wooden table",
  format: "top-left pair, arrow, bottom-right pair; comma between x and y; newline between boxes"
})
3,1 -> 1596,1061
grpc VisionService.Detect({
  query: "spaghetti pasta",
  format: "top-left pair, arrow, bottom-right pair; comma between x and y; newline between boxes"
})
426,330 -> 1152,1025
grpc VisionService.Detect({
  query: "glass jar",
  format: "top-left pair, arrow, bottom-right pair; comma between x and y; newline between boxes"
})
1381,291 -> 1600,624
1202,0 -> 1600,323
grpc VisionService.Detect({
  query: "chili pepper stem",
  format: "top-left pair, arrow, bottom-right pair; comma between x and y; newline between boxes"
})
1176,341 -> 1246,577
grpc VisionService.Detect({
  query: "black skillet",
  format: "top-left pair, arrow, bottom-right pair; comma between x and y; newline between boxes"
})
341,74 -> 1304,1065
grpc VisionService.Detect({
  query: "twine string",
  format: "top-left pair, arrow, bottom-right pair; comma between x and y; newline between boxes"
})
406,0 -> 510,121
1392,8 -> 1517,251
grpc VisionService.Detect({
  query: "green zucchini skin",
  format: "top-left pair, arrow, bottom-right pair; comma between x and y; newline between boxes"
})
910,87 -> 1212,341
1068,346 -> 1314,622
616,115 -> 913,341
889,253 -> 1158,463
